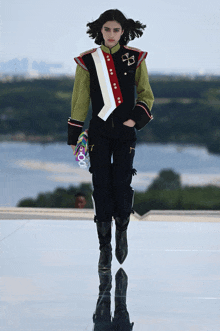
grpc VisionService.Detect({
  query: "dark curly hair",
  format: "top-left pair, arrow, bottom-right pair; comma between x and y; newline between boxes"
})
86,9 -> 146,45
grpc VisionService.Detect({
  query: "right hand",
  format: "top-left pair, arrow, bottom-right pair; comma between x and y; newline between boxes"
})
71,145 -> 76,152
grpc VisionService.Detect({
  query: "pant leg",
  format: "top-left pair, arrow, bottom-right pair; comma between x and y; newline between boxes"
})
89,134 -> 114,222
112,138 -> 136,220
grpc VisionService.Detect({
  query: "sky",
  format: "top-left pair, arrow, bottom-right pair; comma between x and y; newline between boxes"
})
0,0 -> 220,75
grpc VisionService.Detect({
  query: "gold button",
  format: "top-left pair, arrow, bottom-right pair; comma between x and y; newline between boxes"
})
118,101 -> 121,104
110,72 -> 113,75
124,72 -> 127,75
114,86 -> 117,89
117,97 -> 120,100
113,83 -> 116,86
109,69 -> 113,71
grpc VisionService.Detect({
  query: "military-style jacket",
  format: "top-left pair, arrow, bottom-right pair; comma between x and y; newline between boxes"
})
68,43 -> 154,145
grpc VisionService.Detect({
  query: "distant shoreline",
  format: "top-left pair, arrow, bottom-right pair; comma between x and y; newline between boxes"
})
0,135 -> 205,148
1,134 -> 220,158
0,134 -> 65,144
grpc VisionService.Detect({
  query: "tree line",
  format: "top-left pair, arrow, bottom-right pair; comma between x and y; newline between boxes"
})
17,169 -> 220,215
0,75 -> 220,154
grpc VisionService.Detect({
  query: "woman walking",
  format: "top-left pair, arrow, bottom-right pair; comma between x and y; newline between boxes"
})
68,9 -> 154,270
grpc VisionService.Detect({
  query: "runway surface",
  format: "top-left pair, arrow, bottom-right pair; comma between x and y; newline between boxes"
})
1,219 -> 220,330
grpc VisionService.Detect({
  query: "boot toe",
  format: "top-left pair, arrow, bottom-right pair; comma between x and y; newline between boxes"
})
115,229 -> 128,264
115,246 -> 128,264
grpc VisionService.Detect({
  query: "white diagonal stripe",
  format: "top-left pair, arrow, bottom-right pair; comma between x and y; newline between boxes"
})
92,48 -> 117,121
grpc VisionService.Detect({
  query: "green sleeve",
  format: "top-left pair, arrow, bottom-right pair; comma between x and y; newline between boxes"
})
135,60 -> 154,111
71,64 -> 90,121
129,60 -> 154,130
67,65 -> 90,145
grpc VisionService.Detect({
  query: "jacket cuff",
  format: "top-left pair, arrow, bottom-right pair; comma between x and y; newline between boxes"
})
130,101 -> 153,130
67,117 -> 84,145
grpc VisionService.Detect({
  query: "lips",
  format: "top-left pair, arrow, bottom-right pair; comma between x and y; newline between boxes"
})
108,39 -> 115,42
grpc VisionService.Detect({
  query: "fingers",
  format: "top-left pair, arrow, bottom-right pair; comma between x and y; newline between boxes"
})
123,119 -> 136,127
71,145 -> 76,152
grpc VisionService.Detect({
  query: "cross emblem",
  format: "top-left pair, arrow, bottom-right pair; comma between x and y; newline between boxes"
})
121,53 -> 135,66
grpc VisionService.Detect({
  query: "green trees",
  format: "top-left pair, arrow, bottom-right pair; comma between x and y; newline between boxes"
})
17,170 -> 220,215
148,169 -> 181,191
0,78 -> 73,137
1,76 -> 220,152
18,183 -> 93,208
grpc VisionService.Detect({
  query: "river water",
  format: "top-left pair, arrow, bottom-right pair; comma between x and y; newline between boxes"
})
1,142 -> 220,207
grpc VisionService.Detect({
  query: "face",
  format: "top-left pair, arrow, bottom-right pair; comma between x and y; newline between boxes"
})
101,20 -> 124,48
75,196 -> 86,208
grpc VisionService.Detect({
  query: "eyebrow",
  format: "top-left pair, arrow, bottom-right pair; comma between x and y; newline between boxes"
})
104,27 -> 120,30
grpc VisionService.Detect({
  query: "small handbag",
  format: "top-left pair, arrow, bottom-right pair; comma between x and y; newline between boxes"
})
73,129 -> 89,169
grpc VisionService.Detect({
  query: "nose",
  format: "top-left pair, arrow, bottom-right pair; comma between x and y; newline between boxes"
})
109,30 -> 114,38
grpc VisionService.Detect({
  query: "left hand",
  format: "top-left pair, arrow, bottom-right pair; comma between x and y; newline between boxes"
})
123,119 -> 136,127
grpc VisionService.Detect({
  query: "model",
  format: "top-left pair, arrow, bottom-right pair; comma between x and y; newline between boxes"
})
68,9 -> 154,270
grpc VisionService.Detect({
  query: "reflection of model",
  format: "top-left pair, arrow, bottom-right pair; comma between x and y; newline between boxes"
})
68,9 -> 154,270
93,268 -> 134,331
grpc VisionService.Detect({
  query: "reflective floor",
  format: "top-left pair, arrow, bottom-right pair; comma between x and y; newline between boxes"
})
1,220 -> 220,330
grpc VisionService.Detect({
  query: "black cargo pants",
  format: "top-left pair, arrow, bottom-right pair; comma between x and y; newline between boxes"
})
88,132 -> 136,222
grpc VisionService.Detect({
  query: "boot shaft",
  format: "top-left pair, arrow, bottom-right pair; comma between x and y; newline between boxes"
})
96,221 -> 112,249
115,217 -> 130,232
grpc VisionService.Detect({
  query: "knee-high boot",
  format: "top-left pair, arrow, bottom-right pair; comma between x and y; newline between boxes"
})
115,217 -> 130,264
96,221 -> 112,270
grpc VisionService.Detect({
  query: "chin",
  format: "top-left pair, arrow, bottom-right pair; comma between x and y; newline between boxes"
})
106,41 -> 117,48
